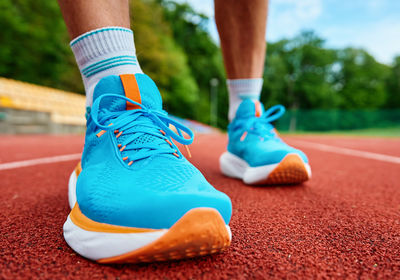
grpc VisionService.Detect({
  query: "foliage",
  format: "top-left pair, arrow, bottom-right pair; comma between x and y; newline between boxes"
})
0,0 -> 83,92
160,0 -> 229,127
131,0 -> 199,119
263,31 -> 338,109
385,56 -> 400,108
0,0 -> 399,130
334,48 -> 390,109
262,31 -> 394,112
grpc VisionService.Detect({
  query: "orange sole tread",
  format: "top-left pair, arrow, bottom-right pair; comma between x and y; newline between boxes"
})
257,154 -> 309,185
97,208 -> 231,263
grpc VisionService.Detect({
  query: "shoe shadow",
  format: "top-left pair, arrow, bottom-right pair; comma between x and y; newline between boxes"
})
102,251 -> 232,271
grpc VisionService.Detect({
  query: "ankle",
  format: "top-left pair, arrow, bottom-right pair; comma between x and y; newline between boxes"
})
70,27 -> 143,107
227,78 -> 263,121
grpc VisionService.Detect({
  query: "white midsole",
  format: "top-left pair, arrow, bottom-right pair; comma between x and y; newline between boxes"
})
219,151 -> 311,184
65,167 -> 232,261
68,169 -> 77,210
64,216 -> 232,261
63,216 -> 168,260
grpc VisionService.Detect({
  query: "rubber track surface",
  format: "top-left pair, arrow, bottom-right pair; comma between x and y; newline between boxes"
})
1,134 -> 399,279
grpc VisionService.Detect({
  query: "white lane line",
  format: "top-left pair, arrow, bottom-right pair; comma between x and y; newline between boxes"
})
0,153 -> 81,171
289,139 -> 400,164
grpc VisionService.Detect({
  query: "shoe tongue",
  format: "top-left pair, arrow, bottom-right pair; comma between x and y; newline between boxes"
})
92,74 -> 167,166
92,73 -> 162,111
235,99 -> 264,119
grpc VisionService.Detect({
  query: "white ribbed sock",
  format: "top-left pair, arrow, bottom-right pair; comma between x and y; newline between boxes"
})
227,78 -> 263,121
70,27 -> 143,106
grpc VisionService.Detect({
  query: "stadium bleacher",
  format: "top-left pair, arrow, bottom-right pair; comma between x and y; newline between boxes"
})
0,77 -> 85,134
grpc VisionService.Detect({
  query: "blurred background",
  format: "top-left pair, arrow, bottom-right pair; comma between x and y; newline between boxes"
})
0,0 -> 399,135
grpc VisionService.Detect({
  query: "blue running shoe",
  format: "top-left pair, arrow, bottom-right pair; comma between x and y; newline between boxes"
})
220,99 -> 311,185
63,74 -> 232,263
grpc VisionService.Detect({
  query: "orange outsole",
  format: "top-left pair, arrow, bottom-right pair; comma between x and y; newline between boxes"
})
256,154 -> 310,185
70,204 -> 160,234
75,161 -> 82,176
97,208 -> 231,263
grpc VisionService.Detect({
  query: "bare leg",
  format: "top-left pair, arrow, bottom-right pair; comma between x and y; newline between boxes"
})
215,0 -> 268,79
57,0 -> 130,39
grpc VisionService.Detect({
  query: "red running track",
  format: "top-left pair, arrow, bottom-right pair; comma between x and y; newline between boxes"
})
1,134 -> 399,279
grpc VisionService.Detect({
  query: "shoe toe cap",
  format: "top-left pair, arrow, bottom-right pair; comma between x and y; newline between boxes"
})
77,167 -> 232,229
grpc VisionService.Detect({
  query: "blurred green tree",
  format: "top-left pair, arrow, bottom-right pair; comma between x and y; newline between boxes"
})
160,0 -> 228,127
263,31 -> 337,110
131,0 -> 199,119
334,48 -> 390,109
385,56 -> 400,108
0,0 -> 83,93
0,0 -> 398,130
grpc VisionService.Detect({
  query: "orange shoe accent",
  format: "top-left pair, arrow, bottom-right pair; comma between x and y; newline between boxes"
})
240,131 -> 248,142
258,154 -> 309,185
96,123 -> 114,138
96,130 -> 106,137
184,145 -> 192,158
165,139 -> 173,146
74,162 -> 82,177
97,208 -> 231,263
120,74 -> 141,110
70,203 -> 160,234
255,101 -> 262,117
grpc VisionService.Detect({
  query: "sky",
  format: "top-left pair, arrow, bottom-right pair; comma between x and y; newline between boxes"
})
176,0 -> 400,65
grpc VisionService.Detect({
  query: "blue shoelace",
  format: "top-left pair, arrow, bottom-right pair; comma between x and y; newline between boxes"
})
91,94 -> 194,162
234,104 -> 286,138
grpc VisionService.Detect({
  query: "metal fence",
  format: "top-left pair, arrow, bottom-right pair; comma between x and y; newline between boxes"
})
275,109 -> 400,132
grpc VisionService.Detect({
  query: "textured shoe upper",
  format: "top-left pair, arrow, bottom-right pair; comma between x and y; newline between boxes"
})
227,99 -> 308,167
77,74 -> 232,229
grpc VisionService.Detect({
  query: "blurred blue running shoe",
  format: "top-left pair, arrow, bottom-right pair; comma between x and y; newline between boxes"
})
220,99 -> 311,185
